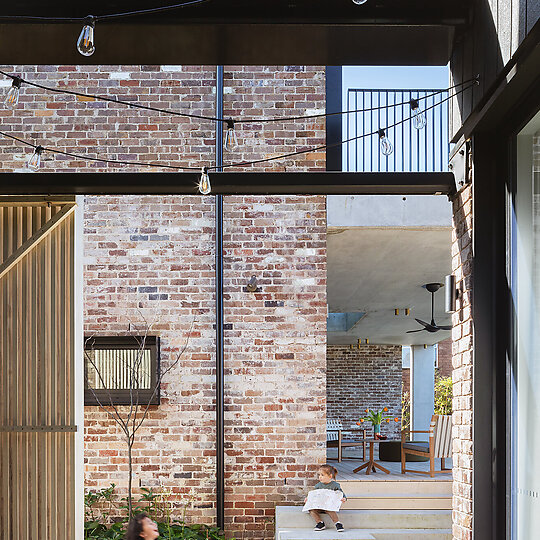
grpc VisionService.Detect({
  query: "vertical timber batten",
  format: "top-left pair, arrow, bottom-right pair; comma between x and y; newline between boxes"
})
0,196 -> 81,539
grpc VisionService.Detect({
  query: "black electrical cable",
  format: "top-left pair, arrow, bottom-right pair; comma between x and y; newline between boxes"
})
0,0 -> 211,22
0,69 -> 479,126
0,130 -> 199,171
0,69 -> 221,123
0,82 -> 474,173
207,82 -> 475,171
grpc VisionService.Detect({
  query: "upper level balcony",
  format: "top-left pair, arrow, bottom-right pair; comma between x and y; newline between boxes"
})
343,88 -> 449,173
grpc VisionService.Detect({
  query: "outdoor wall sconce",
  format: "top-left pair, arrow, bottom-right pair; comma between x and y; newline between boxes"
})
246,275 -> 258,292
445,274 -> 461,313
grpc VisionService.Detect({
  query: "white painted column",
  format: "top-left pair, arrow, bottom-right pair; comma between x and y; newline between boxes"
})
410,345 -> 436,441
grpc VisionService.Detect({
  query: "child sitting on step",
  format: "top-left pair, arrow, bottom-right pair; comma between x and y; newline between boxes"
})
304,464 -> 347,532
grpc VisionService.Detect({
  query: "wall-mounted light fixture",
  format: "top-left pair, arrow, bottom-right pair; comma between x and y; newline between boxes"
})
445,274 -> 461,312
246,275 -> 258,293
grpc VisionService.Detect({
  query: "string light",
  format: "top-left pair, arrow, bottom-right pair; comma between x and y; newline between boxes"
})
0,69 -> 477,127
4,76 -> 22,109
26,145 -> 43,171
77,16 -> 96,57
199,167 -> 211,195
0,81 -> 476,179
409,98 -> 426,130
224,119 -> 238,152
378,129 -> 393,156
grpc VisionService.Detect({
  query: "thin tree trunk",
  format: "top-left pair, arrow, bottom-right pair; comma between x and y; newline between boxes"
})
128,439 -> 133,516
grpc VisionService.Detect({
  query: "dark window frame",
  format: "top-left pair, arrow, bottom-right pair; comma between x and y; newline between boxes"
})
84,336 -> 161,406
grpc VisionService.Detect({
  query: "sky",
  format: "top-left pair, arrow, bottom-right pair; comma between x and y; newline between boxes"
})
343,65 -> 449,92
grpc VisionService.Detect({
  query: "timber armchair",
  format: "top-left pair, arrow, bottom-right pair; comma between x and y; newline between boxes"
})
401,414 -> 452,477
327,419 -> 367,462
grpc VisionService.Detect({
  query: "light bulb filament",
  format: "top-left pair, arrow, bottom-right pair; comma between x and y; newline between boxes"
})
409,98 -> 426,130
378,129 -> 393,156
199,167 -> 211,195
77,16 -> 96,57
26,145 -> 44,171
224,119 -> 238,152
4,77 -> 22,109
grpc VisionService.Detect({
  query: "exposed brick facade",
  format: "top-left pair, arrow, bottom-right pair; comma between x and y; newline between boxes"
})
450,185 -> 473,540
327,345 -> 402,439
0,65 -> 327,539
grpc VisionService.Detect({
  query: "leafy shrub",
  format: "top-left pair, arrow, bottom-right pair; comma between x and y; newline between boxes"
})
84,485 -> 230,539
434,375 -> 453,415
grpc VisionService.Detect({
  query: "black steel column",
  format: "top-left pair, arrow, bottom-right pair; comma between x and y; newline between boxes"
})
325,66 -> 342,171
215,65 -> 225,531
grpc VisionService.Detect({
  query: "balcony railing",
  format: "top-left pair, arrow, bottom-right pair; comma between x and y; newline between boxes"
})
344,89 -> 449,173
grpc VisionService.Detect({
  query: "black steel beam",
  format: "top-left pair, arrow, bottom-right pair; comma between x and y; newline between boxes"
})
0,172 -> 455,195
0,23 -> 455,65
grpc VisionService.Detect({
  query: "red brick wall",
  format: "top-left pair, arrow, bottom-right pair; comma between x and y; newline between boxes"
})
437,338 -> 453,378
327,345 -> 402,438
451,185 -> 473,540
0,65 -> 327,539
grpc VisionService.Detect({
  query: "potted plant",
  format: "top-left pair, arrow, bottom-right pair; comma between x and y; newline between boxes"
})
358,407 -> 400,439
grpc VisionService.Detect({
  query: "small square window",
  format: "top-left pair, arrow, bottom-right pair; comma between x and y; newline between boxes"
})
84,336 -> 160,406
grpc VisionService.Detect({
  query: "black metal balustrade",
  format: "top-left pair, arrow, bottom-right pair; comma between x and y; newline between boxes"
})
345,89 -> 449,173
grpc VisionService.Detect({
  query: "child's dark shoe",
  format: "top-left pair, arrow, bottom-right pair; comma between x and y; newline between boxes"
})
335,522 -> 345,532
314,522 -> 326,531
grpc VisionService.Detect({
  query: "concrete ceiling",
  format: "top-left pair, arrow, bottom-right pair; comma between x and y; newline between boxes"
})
327,227 -> 452,346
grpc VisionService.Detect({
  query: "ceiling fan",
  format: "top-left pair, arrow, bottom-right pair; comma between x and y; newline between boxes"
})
407,283 -> 452,334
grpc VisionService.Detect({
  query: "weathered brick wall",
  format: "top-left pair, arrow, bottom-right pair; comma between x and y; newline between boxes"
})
0,65 -> 327,539
223,195 -> 327,535
327,345 -> 402,438
437,338 -> 453,378
451,185 -> 473,540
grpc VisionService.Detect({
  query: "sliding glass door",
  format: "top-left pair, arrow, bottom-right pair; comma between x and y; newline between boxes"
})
510,110 -> 540,539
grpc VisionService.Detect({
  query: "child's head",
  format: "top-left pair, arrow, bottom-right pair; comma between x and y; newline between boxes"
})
318,464 -> 337,483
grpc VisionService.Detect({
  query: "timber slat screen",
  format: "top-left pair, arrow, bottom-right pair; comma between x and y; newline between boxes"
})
345,88 -> 449,173
0,198 -> 77,539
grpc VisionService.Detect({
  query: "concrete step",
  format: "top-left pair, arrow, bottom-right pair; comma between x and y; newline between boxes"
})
276,529 -> 451,540
337,481 -> 452,496
275,507 -> 452,530
277,529 -> 374,540
342,493 -> 452,510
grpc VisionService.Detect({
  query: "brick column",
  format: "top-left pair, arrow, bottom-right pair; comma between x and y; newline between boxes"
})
451,185 -> 473,540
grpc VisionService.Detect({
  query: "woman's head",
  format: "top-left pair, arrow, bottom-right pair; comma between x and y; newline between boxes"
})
318,464 -> 337,482
125,513 -> 159,540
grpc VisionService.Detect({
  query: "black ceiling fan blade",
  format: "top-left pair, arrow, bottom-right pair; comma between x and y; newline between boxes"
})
406,329 -> 426,333
414,318 -> 431,328
435,325 -> 453,330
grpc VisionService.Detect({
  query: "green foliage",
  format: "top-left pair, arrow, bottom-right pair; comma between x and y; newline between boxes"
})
358,407 -> 399,427
401,389 -> 411,432
84,484 -> 231,540
434,375 -> 453,415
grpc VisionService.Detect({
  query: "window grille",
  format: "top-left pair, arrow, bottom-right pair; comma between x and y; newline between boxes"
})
84,336 -> 160,405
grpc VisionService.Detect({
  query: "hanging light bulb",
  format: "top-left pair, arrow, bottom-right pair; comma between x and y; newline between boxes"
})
199,167 -> 211,195
410,98 -> 427,130
224,119 -> 238,152
77,16 -> 96,57
351,0 -> 368,4
26,146 -> 44,171
378,129 -> 393,156
4,77 -> 22,109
